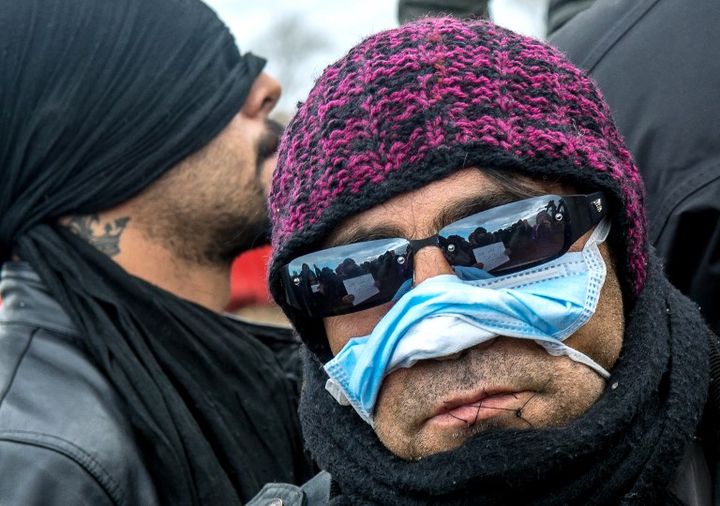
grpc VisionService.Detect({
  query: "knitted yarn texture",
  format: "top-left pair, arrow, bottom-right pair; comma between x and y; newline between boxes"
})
268,18 -> 646,350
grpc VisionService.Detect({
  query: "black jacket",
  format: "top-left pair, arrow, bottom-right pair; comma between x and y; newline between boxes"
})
0,262 -> 305,504
0,262 -> 157,504
551,0 -> 720,333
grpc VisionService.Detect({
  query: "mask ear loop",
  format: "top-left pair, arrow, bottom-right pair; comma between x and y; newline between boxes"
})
588,218 -> 611,246
539,217 -> 612,379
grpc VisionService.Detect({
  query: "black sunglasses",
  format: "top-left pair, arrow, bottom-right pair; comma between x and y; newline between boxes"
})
281,193 -> 607,318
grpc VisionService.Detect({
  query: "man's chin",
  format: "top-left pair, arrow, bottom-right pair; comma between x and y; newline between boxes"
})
382,408 -> 539,461
373,385 -> 551,460
378,416 -> 509,461
207,216 -> 271,265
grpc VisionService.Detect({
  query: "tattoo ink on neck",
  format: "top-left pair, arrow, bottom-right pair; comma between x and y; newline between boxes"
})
66,214 -> 130,257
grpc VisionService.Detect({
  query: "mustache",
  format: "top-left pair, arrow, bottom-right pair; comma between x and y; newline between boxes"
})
255,118 -> 284,176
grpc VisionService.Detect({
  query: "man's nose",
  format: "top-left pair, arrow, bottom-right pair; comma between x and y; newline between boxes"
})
241,72 -> 282,118
413,246 -> 455,286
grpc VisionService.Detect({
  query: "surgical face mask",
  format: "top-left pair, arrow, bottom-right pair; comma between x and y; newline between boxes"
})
324,220 -> 612,425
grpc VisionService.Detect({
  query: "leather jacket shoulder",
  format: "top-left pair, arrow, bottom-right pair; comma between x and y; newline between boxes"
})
0,262 -> 157,505
247,471 -> 331,506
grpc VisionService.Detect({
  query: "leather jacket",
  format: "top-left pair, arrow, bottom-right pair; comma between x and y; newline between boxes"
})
0,262 -> 158,505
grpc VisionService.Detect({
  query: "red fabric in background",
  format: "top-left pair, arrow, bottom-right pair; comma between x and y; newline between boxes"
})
228,246 -> 272,310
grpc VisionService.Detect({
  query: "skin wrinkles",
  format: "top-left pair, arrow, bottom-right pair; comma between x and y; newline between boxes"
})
323,167 -> 625,460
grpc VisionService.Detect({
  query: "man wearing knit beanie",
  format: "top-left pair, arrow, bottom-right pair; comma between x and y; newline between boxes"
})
258,18 -> 717,506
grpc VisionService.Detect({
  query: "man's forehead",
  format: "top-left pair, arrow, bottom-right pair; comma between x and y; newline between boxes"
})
324,167 -> 575,247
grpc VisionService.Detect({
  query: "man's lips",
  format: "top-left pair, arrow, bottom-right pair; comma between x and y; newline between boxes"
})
426,388 -> 526,427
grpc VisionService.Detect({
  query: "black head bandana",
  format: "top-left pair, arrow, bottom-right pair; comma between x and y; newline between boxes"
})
300,253 -> 711,505
0,0 -> 311,503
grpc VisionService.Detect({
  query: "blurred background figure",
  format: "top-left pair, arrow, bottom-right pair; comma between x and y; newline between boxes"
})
546,0 -> 595,35
398,0 -> 489,23
551,0 -> 720,334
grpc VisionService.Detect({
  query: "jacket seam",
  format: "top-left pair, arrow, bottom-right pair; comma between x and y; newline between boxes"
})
0,430 -> 127,505
0,328 -> 37,407
650,165 -> 720,242
578,0 -> 660,72
0,318 -> 78,337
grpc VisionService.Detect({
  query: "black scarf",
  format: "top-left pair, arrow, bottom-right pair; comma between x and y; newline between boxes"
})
300,254 -> 711,504
0,0 -> 311,503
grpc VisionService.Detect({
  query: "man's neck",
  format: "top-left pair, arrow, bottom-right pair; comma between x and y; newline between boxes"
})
62,211 -> 231,313
118,229 -> 231,312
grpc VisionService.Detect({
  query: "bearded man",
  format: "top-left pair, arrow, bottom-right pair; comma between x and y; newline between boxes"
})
0,0 -> 312,504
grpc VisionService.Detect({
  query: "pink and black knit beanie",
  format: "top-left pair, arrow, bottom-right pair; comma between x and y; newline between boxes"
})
268,18 -> 646,350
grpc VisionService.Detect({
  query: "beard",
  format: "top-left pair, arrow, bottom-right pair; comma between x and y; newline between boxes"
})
201,185 -> 271,265
256,119 -> 283,178
133,118 -> 283,267
373,338 -> 606,459
198,119 -> 284,264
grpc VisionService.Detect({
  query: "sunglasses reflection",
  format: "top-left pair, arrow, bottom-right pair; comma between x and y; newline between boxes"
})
289,198 -> 567,315
292,250 -> 409,315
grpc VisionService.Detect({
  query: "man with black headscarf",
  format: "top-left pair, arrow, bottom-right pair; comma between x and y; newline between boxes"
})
0,0 -> 313,504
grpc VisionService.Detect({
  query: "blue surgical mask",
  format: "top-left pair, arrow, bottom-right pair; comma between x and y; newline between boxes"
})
324,220 -> 611,425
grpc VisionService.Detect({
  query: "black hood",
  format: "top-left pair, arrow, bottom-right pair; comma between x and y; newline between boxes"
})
551,0 -> 720,332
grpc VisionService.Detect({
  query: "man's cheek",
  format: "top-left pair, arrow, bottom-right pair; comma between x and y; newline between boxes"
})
324,302 -> 394,354
374,368 -> 415,425
373,375 -> 414,453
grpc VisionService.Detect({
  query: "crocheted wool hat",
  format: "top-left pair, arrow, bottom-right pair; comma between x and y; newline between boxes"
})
268,18 -> 646,356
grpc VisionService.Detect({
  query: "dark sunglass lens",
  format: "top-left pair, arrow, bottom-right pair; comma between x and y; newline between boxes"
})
282,238 -> 412,317
439,196 -> 568,279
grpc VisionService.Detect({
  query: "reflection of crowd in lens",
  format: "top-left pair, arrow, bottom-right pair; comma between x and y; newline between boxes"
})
290,248 -> 410,314
289,200 -> 567,313
443,200 -> 566,273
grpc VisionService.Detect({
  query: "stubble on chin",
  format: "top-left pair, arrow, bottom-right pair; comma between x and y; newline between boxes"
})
372,339 -> 606,460
202,188 -> 271,264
